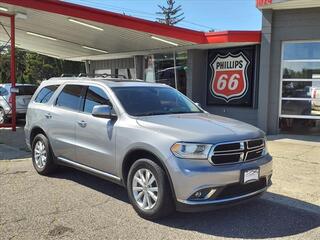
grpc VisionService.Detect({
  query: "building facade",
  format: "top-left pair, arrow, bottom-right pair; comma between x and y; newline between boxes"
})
0,0 -> 319,135
85,1 -> 320,135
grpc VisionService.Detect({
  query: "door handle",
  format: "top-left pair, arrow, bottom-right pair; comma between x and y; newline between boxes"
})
45,113 -> 52,119
77,120 -> 87,128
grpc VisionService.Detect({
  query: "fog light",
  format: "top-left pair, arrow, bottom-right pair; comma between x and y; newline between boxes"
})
194,191 -> 202,198
190,188 -> 217,201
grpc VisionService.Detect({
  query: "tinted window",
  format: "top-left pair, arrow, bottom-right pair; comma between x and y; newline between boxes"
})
35,85 -> 59,103
0,87 -> 8,96
84,86 -> 110,113
112,86 -> 201,116
56,85 -> 83,111
16,86 -> 38,96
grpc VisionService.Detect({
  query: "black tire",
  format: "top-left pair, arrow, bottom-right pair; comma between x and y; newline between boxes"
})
0,107 -> 6,124
127,158 -> 175,220
32,134 -> 57,175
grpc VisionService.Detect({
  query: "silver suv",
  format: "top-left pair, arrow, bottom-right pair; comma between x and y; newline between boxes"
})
25,77 -> 273,219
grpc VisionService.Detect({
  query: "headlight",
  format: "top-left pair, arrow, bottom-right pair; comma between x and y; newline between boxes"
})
263,137 -> 269,156
170,142 -> 212,159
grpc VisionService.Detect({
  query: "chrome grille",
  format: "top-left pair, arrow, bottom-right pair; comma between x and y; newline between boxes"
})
209,139 -> 265,165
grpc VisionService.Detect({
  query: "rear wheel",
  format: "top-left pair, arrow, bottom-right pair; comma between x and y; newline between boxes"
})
32,134 -> 57,175
127,158 -> 175,220
0,108 -> 6,124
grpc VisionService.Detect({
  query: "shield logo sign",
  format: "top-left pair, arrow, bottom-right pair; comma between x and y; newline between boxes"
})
209,52 -> 250,102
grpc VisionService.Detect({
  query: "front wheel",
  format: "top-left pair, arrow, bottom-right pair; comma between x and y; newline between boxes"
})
127,159 -> 175,220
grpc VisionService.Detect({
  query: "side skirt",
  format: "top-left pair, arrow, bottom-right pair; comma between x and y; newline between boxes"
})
57,157 -> 124,187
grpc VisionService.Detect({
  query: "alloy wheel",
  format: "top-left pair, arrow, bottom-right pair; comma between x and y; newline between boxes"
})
132,168 -> 158,210
0,109 -> 4,124
34,140 -> 47,169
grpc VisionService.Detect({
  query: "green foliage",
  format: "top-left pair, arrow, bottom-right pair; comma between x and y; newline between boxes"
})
0,46 -> 85,84
156,0 -> 185,26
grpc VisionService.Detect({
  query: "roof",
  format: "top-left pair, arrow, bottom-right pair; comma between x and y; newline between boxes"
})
46,77 -> 168,88
257,0 -> 320,10
0,0 -> 261,61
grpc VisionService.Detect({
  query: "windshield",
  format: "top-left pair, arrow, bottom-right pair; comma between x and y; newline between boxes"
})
112,86 -> 202,117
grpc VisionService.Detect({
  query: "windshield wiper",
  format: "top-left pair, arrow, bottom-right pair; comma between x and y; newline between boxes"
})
169,111 -> 198,115
136,112 -> 169,116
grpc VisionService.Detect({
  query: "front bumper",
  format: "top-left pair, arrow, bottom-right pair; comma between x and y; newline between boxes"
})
167,154 -> 273,210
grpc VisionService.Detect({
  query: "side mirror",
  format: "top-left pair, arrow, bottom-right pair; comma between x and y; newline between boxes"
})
92,105 -> 117,119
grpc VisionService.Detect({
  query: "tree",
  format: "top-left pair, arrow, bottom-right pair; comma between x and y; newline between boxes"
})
156,0 -> 185,26
0,46 -> 85,84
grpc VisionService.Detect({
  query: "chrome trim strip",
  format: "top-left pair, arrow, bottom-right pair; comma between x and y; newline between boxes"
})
208,138 -> 266,166
212,152 -> 243,156
214,149 -> 244,154
58,157 -> 121,181
177,186 -> 268,205
204,189 -> 216,200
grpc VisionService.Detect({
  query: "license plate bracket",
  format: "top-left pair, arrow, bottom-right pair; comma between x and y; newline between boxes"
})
241,168 -> 260,184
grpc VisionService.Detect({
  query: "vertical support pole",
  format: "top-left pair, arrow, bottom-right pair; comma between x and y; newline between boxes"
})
84,60 -> 90,74
173,51 -> 178,89
10,15 -> 16,131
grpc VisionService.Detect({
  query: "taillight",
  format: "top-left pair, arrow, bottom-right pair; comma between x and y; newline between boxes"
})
9,95 -> 13,104
313,90 -> 317,99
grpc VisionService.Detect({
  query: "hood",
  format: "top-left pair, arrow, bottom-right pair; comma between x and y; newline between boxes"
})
136,113 -> 264,144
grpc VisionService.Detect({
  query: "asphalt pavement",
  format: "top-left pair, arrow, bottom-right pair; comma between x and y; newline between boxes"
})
0,130 -> 319,240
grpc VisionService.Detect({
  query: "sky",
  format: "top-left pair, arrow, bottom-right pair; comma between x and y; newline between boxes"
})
64,0 -> 262,32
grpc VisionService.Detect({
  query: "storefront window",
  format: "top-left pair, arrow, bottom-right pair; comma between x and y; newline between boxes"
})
175,52 -> 188,94
117,68 -> 135,79
283,42 -> 320,60
280,41 -> 320,134
144,52 -> 187,95
283,62 -> 320,79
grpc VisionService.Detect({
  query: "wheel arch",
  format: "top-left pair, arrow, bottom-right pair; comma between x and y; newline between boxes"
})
30,126 -> 47,146
121,148 -> 177,201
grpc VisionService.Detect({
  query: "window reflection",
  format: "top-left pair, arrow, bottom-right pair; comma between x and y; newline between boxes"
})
279,118 -> 320,135
283,62 -> 320,79
144,52 -> 187,95
283,42 -> 320,60
281,100 -> 320,116
282,81 -> 320,99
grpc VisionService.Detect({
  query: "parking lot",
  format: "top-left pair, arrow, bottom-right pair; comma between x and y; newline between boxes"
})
0,127 -> 319,240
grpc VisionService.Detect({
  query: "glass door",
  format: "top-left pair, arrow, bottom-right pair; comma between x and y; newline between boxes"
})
280,41 -> 320,134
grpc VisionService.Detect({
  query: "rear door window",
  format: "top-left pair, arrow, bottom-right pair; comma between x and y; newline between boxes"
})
34,85 -> 60,103
56,85 -> 84,111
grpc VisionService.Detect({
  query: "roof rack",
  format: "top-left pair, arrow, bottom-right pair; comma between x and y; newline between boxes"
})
59,73 -> 127,79
60,74 -> 77,77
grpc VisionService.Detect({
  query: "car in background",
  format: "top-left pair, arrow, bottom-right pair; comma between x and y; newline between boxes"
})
0,83 -> 38,124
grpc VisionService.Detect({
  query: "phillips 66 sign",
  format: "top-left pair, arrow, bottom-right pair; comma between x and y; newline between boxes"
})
207,46 -> 257,107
